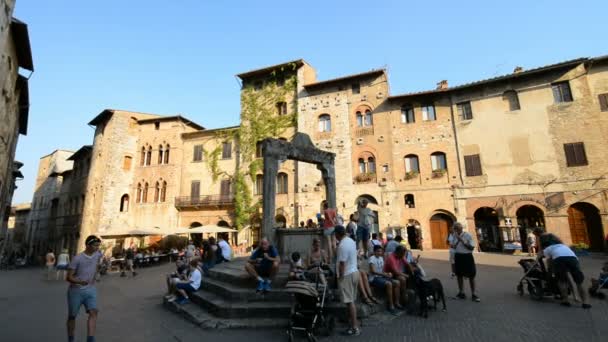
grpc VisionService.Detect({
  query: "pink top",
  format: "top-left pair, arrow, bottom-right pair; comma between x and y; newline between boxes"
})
323,208 -> 337,229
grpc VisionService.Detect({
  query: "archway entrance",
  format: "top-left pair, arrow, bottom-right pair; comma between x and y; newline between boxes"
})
275,215 -> 287,228
406,219 -> 421,249
474,207 -> 500,252
516,205 -> 545,252
568,203 -> 604,251
217,220 -> 230,227
429,212 -> 454,249
355,195 -> 379,234
189,222 -> 203,246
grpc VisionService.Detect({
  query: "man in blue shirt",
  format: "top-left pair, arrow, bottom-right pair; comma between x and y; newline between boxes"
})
245,238 -> 280,293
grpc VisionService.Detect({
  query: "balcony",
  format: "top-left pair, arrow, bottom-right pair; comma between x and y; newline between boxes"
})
175,195 -> 234,209
355,127 -> 374,137
354,173 -> 377,184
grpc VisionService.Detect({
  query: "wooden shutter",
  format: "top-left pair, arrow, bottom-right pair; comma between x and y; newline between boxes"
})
564,143 -> 588,167
220,180 -> 231,197
222,142 -> 232,159
599,93 -> 608,112
464,154 -> 482,176
190,181 -> 200,199
193,145 -> 203,161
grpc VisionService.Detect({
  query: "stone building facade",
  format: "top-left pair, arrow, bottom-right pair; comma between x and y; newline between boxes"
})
29,56 -> 608,255
0,0 -> 33,250
5,202 -> 29,254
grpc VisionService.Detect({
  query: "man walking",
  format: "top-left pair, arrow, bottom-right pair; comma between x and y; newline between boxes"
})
66,235 -> 103,342
121,245 -> 137,277
335,225 -> 361,336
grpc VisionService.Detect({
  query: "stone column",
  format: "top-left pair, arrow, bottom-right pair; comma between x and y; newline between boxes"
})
262,153 -> 279,243
318,162 -> 336,209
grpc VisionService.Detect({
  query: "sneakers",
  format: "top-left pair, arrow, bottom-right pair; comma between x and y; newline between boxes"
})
582,303 -> 592,309
342,327 -> 361,336
176,297 -> 189,305
456,293 -> 466,300
388,308 -> 401,316
472,295 -> 481,302
256,280 -> 264,293
263,279 -> 272,292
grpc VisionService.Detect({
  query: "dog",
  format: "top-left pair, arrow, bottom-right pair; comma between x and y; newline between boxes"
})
416,277 -> 447,318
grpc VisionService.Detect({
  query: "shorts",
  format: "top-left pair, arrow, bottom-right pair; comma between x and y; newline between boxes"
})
356,226 -> 370,242
67,287 -> 98,318
323,227 -> 335,236
553,256 -> 584,284
448,249 -> 455,264
176,282 -> 198,293
370,276 -> 398,289
126,259 -> 134,267
454,253 -> 476,278
256,265 -> 274,278
56,264 -> 69,270
338,271 -> 360,304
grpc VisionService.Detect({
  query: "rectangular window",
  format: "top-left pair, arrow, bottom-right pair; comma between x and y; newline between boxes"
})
421,105 -> 436,121
154,122 -> 160,130
122,156 -> 132,171
564,142 -> 588,167
222,142 -> 232,159
401,106 -> 415,123
457,102 -> 473,120
276,102 -> 287,115
598,93 -> 608,112
351,83 -> 360,94
190,181 -> 200,199
552,81 -> 573,103
193,145 -> 203,162
220,180 -> 231,197
464,154 -> 482,177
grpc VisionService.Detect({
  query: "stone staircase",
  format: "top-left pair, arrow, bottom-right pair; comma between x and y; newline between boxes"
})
164,258 -> 389,329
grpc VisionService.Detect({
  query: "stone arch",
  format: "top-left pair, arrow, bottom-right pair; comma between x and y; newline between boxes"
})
217,220 -> 230,227
275,215 -> 287,228
516,204 -> 545,252
120,194 -> 129,212
428,209 -> 456,249
474,207 -> 500,252
355,194 -> 378,206
190,222 -> 203,228
568,202 -> 605,251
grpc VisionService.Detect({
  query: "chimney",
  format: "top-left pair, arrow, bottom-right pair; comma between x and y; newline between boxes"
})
513,66 -> 524,73
436,80 -> 448,90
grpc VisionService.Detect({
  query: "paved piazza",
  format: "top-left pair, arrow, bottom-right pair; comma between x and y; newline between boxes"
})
1,251 -> 606,342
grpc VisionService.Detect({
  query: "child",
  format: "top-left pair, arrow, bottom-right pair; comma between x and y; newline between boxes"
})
589,261 -> 608,299
289,252 -> 306,281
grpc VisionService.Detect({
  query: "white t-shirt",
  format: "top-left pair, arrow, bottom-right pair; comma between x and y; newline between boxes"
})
57,253 -> 70,266
371,239 -> 382,247
368,255 -> 384,282
447,233 -> 456,252
336,236 -> 358,277
218,240 -> 232,261
452,232 -> 474,254
542,244 -> 576,259
189,268 -> 202,290
186,244 -> 195,257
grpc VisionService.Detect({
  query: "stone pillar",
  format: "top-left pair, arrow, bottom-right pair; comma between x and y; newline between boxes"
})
262,153 -> 279,243
318,162 -> 336,209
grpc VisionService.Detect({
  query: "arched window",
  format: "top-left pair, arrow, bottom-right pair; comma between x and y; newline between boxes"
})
430,152 -> 447,171
143,182 -> 149,202
405,194 -> 415,208
140,147 -> 145,166
136,183 -> 142,203
160,181 -> 167,202
356,111 -> 363,127
154,181 -> 160,202
123,156 -> 132,171
364,110 -> 373,126
503,90 -> 520,111
277,172 -> 288,194
146,146 -> 152,166
318,114 -> 331,132
404,154 -> 420,173
358,158 -> 366,173
255,174 -> 263,195
401,104 -> 415,123
158,145 -> 164,164
367,157 -> 376,173
120,194 -> 129,212
164,144 -> 170,164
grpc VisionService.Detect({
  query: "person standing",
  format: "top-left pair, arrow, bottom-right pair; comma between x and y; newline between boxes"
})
322,202 -> 338,260
46,249 -> 56,280
66,235 -> 103,342
335,225 -> 361,336
346,214 -> 358,239
121,245 -> 137,277
185,240 -> 195,263
450,222 -> 480,302
56,249 -> 70,280
357,199 -> 375,258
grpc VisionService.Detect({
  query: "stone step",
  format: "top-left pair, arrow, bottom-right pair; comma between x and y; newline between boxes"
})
191,289 -> 293,318
207,261 -> 291,287
201,277 -> 291,302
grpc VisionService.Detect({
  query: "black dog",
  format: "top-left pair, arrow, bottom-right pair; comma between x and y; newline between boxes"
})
416,277 -> 447,318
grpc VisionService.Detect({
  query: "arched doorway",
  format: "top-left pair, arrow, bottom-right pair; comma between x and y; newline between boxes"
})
568,202 -> 604,251
275,215 -> 287,228
217,220 -> 230,227
189,222 -> 203,246
474,207 -> 500,252
516,205 -> 545,252
355,195 -> 379,233
429,212 -> 454,249
406,219 -> 421,249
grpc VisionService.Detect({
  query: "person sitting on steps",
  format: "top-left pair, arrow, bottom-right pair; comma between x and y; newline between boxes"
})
245,238 -> 280,293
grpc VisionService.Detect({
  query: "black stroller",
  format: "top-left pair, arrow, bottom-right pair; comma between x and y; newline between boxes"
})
285,265 -> 334,342
517,258 -> 570,300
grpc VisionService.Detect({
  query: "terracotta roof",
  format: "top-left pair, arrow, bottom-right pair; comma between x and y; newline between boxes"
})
137,115 -> 205,130
10,18 -> 34,71
388,57 -> 588,100
304,69 -> 386,90
236,59 -> 306,80
67,145 -> 93,161
181,125 -> 239,139
88,109 -> 114,126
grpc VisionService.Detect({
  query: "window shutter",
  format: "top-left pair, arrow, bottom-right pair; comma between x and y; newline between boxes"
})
465,154 -> 482,176
564,144 -> 576,166
599,94 -> 608,112
191,181 -> 200,198
573,142 -> 587,166
464,155 -> 473,176
220,180 -> 231,196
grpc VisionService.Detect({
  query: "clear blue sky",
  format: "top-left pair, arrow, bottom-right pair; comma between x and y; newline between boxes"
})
12,0 -> 607,203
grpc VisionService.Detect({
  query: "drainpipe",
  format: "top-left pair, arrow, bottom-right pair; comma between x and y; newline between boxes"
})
449,96 -> 465,220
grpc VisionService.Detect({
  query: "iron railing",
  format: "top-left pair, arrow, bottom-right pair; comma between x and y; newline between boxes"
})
174,194 -> 234,208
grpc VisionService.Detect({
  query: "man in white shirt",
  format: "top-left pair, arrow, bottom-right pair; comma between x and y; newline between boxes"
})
335,225 -> 361,336
217,233 -> 232,262
450,222 -> 480,302
172,259 -> 202,305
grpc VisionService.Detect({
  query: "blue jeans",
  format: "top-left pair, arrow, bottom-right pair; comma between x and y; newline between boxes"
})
67,287 -> 97,318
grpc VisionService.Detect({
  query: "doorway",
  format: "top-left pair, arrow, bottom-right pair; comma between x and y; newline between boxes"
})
516,205 -> 545,252
568,202 -> 604,251
474,207 -> 501,252
430,213 -> 453,249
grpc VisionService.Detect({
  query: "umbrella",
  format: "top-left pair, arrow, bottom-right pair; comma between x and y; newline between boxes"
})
174,225 -> 237,234
99,227 -> 163,237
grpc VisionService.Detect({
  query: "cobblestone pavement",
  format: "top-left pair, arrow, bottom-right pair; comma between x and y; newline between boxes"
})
0,251 -> 606,342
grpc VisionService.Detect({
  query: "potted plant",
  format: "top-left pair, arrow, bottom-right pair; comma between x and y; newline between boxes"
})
404,171 -> 419,180
431,169 -> 447,179
355,172 -> 376,183
570,242 -> 590,256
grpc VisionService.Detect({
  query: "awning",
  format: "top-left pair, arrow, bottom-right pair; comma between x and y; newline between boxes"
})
99,227 -> 164,237
173,225 -> 237,234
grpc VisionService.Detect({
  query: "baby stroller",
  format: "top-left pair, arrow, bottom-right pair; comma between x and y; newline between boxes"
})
517,258 -> 570,300
285,267 -> 334,342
